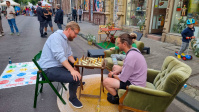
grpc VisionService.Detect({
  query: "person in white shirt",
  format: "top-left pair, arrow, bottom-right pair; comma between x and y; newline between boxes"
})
6,1 -> 19,36
0,8 -> 4,37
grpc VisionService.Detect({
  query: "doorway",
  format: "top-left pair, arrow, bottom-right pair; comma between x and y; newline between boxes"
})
150,0 -> 167,35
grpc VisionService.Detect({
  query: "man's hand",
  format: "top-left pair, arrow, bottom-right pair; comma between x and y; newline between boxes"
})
192,36 -> 195,39
108,71 -> 114,78
71,70 -> 81,81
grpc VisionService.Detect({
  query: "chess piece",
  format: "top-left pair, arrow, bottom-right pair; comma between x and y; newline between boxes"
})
82,55 -> 84,60
182,5 -> 187,16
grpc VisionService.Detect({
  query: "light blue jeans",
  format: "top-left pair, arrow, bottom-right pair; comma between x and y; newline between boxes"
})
8,19 -> 19,33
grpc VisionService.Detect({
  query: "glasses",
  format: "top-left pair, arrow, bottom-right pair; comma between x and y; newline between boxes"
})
72,29 -> 79,35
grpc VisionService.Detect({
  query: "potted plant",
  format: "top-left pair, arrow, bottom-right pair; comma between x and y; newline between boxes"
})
106,23 -> 112,29
86,34 -> 96,45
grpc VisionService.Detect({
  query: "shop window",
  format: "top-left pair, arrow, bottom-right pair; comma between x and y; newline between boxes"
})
125,0 -> 147,28
84,0 -> 89,11
170,0 -> 199,37
94,0 -> 105,12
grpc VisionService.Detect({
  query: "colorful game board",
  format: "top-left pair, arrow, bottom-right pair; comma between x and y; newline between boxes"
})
0,62 -> 38,89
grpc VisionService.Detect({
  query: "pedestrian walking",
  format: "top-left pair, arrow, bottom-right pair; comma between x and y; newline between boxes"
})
0,8 -> 4,37
72,7 -> 77,23
6,1 -> 19,36
36,1 -> 46,38
54,4 -> 63,30
26,7 -> 29,16
78,6 -> 83,23
43,4 -> 53,34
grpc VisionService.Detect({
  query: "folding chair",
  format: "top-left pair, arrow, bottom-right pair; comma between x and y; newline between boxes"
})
32,51 -> 67,108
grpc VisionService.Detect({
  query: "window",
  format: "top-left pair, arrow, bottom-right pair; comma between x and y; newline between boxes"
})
125,0 -> 147,27
94,0 -> 105,12
170,0 -> 199,36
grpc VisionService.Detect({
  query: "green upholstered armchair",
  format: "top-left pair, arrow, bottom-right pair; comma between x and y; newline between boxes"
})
104,39 -> 144,71
118,56 -> 192,112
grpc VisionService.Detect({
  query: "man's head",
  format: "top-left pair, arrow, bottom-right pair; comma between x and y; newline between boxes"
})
56,4 -> 61,9
6,1 -> 10,7
64,21 -> 80,41
117,33 -> 133,51
45,4 -> 48,9
38,1 -> 42,6
74,7 -> 76,9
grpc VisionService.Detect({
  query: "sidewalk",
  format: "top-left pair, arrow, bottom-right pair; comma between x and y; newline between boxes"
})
68,19 -> 199,110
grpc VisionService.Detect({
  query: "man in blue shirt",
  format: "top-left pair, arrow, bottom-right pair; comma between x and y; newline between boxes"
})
38,21 -> 82,108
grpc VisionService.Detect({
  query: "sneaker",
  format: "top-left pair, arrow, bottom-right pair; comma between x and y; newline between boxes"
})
44,32 -> 47,35
177,55 -> 181,59
1,32 -> 4,36
10,33 -> 14,35
69,98 -> 83,108
78,82 -> 85,86
107,94 -> 119,104
0,34 -> 2,37
181,53 -> 185,56
17,33 -> 20,36
41,35 -> 47,38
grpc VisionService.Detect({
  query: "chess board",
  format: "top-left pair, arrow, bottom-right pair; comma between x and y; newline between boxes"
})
74,56 -> 104,68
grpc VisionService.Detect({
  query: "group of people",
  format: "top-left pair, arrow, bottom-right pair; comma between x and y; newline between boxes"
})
72,6 -> 83,23
23,6 -> 35,16
36,2 -> 63,37
36,0 -> 196,108
0,1 -> 20,37
38,19 -> 148,107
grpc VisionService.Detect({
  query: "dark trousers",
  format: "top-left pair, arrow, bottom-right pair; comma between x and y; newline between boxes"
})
39,21 -> 45,36
44,57 -> 79,100
79,15 -> 82,22
73,15 -> 77,22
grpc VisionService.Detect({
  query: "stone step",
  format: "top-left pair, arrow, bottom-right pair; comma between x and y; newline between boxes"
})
147,34 -> 162,41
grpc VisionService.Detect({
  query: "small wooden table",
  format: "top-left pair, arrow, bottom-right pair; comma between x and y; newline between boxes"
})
74,56 -> 105,101
100,27 -> 122,48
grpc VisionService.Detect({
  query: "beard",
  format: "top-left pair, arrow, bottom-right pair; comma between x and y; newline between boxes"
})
68,35 -> 74,41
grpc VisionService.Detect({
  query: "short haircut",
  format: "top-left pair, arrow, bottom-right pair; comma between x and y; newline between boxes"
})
65,21 -> 80,31
118,33 -> 134,47
38,1 -> 41,6
57,4 -> 61,8
6,1 -> 10,4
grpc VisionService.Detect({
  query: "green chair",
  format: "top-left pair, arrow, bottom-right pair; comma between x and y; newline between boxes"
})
104,39 -> 144,71
32,51 -> 67,108
118,56 -> 192,112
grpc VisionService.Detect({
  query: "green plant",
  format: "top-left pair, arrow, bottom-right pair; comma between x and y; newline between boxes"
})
86,34 -> 96,43
172,17 -> 187,33
106,22 -> 112,28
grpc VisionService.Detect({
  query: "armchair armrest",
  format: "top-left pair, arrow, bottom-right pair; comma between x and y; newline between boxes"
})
127,85 -> 171,97
147,69 -> 160,83
104,49 -> 116,58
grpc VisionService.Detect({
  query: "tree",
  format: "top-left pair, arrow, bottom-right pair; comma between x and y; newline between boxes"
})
14,0 -> 39,5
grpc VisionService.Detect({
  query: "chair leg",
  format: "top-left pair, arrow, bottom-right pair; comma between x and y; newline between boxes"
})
100,34 -> 101,42
40,83 -> 43,93
48,81 -> 66,105
33,74 -> 40,108
61,83 -> 67,91
98,34 -> 100,43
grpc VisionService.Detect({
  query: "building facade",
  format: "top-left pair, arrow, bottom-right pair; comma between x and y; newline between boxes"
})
115,0 -> 199,45
59,0 -> 199,45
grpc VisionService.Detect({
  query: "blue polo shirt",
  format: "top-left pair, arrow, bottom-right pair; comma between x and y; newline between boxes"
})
38,30 -> 73,70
